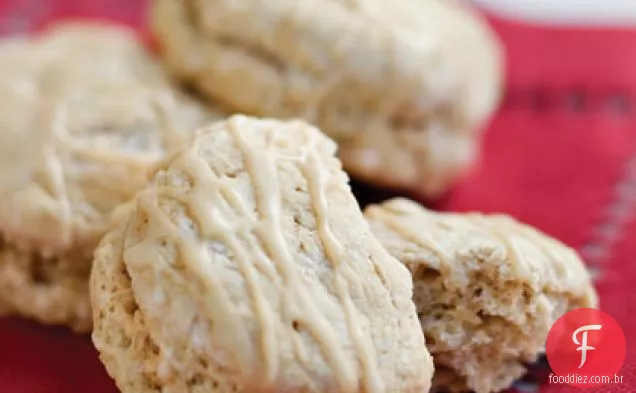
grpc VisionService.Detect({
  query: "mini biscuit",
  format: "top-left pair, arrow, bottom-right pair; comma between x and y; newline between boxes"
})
150,0 -> 502,197
91,116 -> 433,393
0,22 -> 224,331
364,198 -> 598,393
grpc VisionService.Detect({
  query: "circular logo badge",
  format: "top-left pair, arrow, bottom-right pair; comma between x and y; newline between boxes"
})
546,308 -> 626,389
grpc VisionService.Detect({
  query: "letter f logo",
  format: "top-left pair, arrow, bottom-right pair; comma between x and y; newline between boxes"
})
573,324 -> 602,368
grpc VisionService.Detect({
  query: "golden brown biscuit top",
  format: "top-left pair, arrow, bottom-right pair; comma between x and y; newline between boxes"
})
0,22 -> 219,256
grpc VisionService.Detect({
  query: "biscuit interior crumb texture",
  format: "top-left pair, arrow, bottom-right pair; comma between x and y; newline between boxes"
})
91,115 -> 433,393
365,198 -> 598,393
150,0 -> 502,197
0,22 -> 220,257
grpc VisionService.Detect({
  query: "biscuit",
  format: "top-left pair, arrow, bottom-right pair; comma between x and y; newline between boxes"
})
150,0 -> 502,198
0,22 -> 224,331
364,198 -> 598,393
91,115 -> 433,393
0,22 -> 223,256
0,242 -> 92,333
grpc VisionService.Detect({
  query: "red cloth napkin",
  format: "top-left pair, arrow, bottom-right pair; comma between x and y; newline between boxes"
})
0,1 -> 634,392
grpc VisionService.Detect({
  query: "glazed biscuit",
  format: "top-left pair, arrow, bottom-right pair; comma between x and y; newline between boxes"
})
0,22 -> 222,256
0,22 -> 223,331
150,0 -> 502,198
364,198 -> 598,393
91,116 -> 433,393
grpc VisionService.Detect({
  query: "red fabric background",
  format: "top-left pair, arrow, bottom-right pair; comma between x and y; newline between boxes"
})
0,1 -> 634,392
